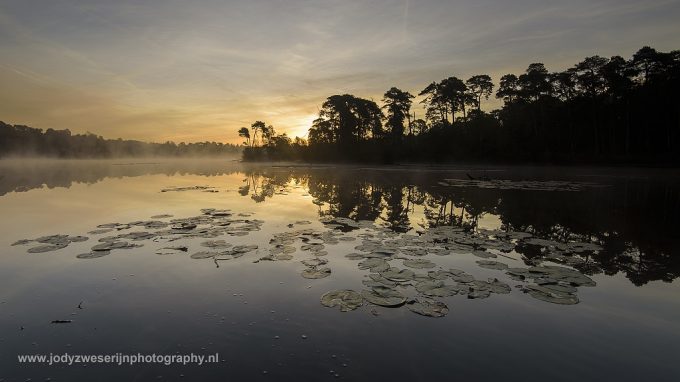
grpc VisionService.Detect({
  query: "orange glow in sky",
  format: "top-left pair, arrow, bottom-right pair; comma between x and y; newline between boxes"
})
1,1 -> 679,144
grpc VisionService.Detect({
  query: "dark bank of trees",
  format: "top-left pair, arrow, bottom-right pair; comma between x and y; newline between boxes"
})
242,46 -> 680,164
0,121 -> 241,158
240,120 -> 307,161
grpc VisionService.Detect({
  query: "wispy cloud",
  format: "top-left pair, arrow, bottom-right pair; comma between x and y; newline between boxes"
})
0,0 -> 678,143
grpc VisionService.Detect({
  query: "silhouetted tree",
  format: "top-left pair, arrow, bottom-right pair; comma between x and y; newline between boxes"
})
518,63 -> 552,101
466,75 -> 494,112
382,87 -> 414,139
312,94 -> 383,145
250,121 -> 266,147
496,74 -> 521,104
574,56 -> 609,98
238,127 -> 251,146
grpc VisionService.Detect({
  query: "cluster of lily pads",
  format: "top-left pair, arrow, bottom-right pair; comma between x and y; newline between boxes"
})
438,178 -> 603,192
11,201 -> 602,317
13,208 -> 263,261
313,220 -> 600,317
11,234 -> 88,253
255,222 -> 357,280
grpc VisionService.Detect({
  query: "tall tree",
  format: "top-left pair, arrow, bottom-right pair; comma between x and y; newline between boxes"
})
518,63 -> 552,101
261,124 -> 275,146
308,118 -> 334,144
466,75 -> 494,112
551,68 -> 577,102
439,76 -> 468,123
355,97 -> 384,140
382,87 -> 414,138
496,74 -> 520,104
419,82 -> 450,124
420,77 -> 467,124
238,127 -> 250,146
315,94 -> 383,145
574,56 -> 609,98
632,46 -> 662,84
250,121 -> 266,147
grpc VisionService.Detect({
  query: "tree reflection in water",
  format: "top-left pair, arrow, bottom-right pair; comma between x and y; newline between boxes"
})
238,167 -> 680,286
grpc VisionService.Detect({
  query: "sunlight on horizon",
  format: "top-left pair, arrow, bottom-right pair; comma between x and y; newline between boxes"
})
1,0 -> 679,144
287,114 -> 316,139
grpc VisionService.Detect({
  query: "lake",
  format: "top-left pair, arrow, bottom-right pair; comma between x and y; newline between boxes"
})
0,159 -> 679,381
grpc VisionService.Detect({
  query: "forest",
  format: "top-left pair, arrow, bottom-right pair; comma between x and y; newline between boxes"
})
0,121 -> 241,158
241,46 -> 680,164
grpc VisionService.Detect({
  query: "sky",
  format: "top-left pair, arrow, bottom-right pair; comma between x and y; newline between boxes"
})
1,0 -> 679,144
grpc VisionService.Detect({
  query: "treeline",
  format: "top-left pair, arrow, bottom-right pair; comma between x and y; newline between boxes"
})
242,46 -> 680,164
0,121 -> 242,158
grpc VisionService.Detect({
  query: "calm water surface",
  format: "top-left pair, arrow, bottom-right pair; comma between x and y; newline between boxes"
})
0,159 -> 678,381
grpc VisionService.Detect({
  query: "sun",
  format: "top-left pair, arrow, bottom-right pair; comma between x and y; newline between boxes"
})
287,114 -> 316,139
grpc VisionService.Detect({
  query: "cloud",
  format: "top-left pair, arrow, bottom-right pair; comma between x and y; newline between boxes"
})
0,0 -> 679,143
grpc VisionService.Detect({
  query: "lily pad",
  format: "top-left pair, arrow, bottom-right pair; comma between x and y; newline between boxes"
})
232,245 -> 258,253
171,222 -> 197,230
301,243 -> 325,252
119,232 -> 156,241
406,298 -> 449,317
162,186 -> 215,192
302,267 -> 331,279
415,280 -> 464,297
320,290 -> 363,312
467,289 -> 491,299
403,259 -> 436,269
358,258 -> 390,272
541,283 -> 578,294
35,235 -> 70,244
449,271 -> 475,283
525,285 -> 579,305
27,243 -> 68,253
301,258 -> 328,267
487,278 -> 511,294
345,253 -> 366,260
476,260 -> 508,270
87,229 -> 113,235
380,267 -> 415,282
76,250 -> 111,259
201,240 -> 232,249
150,214 -> 174,219
270,245 -> 296,255
190,251 -> 219,259
361,287 -> 407,307
427,270 -> 453,280
156,246 -> 188,255
91,241 -> 140,251
131,221 -> 168,230
363,273 -> 397,288
67,236 -> 89,243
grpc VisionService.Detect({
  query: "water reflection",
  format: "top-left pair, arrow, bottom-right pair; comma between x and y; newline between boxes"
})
0,159 -> 242,196
236,167 -> 680,287
3,160 -> 680,381
2,160 -> 678,289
